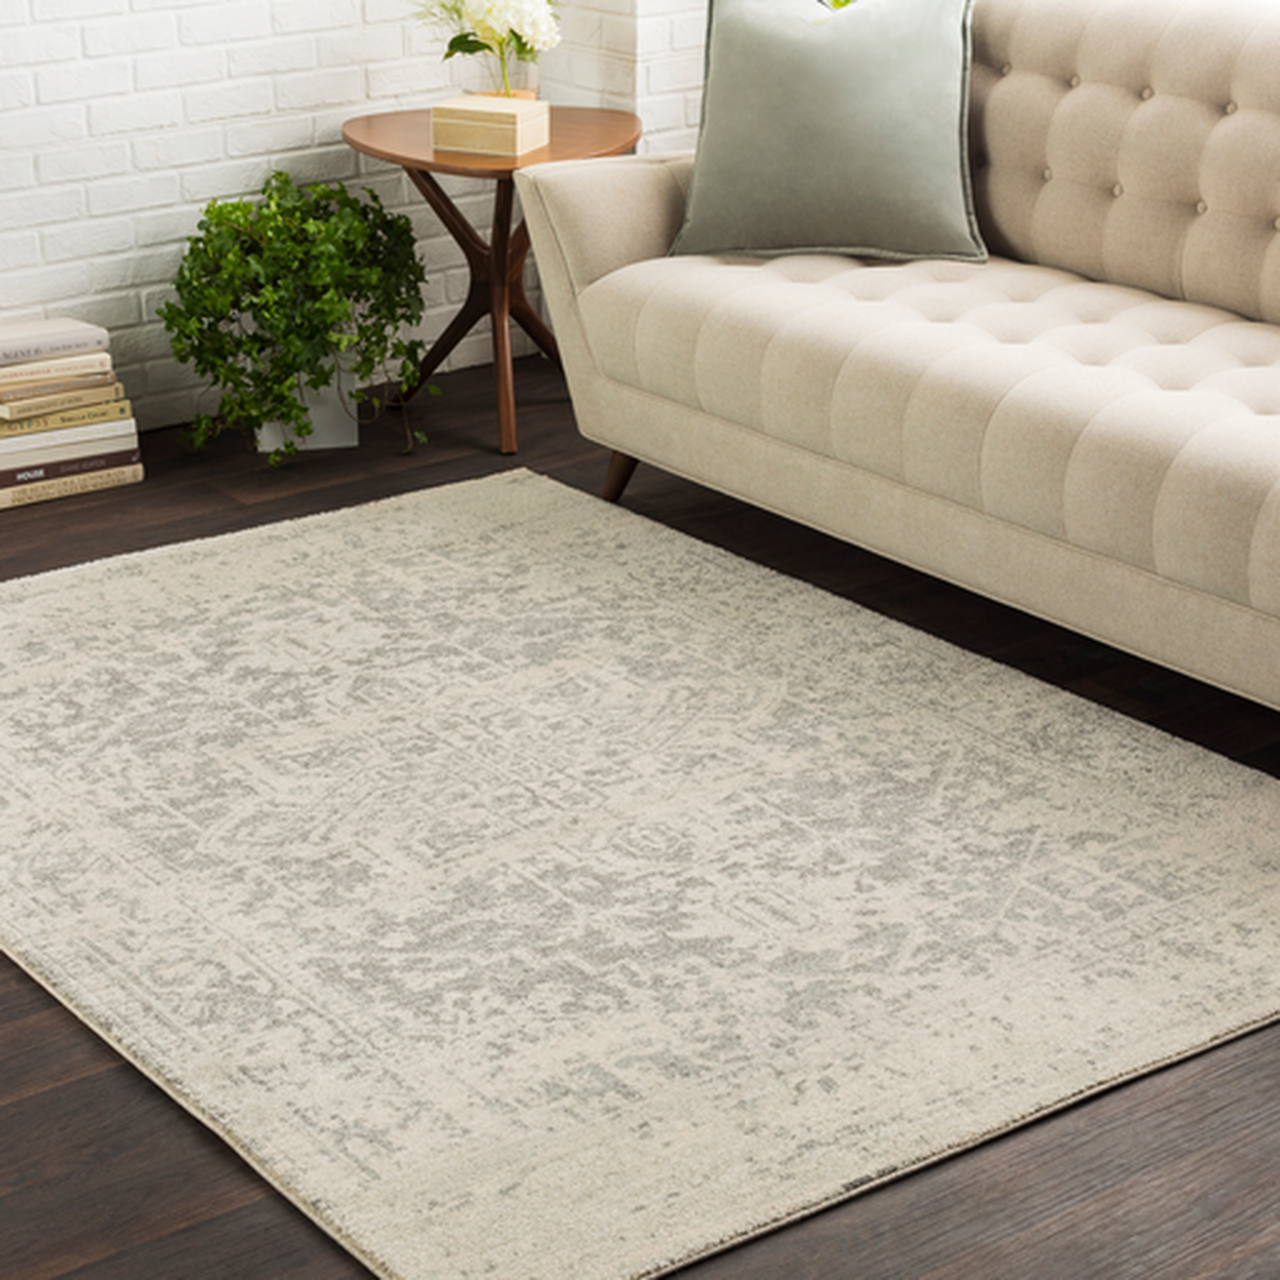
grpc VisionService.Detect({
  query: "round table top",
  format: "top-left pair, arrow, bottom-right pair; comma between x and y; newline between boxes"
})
342,105 -> 643,179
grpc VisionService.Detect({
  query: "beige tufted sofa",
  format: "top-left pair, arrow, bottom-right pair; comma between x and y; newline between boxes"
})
516,0 -> 1280,710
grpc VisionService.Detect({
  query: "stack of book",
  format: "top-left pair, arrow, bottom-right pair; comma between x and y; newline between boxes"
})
0,316 -> 143,510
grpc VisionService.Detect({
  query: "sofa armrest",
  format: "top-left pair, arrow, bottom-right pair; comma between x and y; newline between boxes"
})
516,152 -> 693,298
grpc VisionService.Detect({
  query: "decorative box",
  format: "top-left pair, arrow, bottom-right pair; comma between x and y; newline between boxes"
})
431,95 -> 551,157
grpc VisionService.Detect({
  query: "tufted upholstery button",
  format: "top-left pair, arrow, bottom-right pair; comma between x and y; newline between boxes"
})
1274,216 -> 1280,231
1112,183 -> 1124,197
1141,86 -> 1155,100
1043,168 -> 1053,182
1001,63 -> 1012,76
1225,101 -> 1239,114
1069,75 -> 1081,88
1196,200 -> 1208,215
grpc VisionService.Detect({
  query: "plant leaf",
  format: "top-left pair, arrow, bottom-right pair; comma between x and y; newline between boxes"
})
445,31 -> 492,57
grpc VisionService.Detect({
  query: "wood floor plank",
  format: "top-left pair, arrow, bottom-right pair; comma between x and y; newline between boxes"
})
0,1065 -> 274,1276
0,1005 -> 120,1110
0,954 -> 61,1023
1,357 -> 1277,1279
53,1197 -> 375,1280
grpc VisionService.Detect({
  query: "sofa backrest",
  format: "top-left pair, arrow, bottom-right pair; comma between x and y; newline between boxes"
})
969,0 -> 1280,323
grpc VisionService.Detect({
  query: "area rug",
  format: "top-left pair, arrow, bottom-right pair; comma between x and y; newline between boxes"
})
2,470 -> 1279,1280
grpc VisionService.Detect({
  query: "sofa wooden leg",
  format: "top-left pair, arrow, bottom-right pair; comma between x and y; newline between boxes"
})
602,451 -> 639,502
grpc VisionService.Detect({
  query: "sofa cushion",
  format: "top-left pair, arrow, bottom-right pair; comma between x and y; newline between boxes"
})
579,254 -> 1280,615
670,0 -> 986,262
970,0 -> 1280,326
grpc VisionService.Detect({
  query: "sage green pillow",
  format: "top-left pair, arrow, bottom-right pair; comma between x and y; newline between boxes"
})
671,0 -> 986,261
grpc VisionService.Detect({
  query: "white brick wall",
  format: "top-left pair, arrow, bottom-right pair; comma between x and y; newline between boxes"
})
540,0 -> 705,153
1,0 -> 707,430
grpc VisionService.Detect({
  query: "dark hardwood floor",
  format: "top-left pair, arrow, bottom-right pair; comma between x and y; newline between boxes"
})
3,357 -> 1279,1280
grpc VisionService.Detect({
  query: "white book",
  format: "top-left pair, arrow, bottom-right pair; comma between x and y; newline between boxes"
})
0,317 -> 110,367
0,351 -> 114,386
0,425 -> 139,469
0,417 -> 139,457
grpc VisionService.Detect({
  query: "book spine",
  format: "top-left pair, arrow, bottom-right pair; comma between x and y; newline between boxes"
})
0,351 -> 114,386
0,447 -> 142,490
0,400 -> 134,440
0,419 -> 138,459
0,429 -> 138,469
0,383 -> 125,420
0,371 -> 116,403
0,463 -> 144,509
0,326 -> 111,368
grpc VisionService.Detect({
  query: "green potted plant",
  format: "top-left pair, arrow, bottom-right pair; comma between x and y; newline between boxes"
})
160,170 -> 430,465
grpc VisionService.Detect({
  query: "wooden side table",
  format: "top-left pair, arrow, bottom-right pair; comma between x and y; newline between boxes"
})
342,106 -> 642,454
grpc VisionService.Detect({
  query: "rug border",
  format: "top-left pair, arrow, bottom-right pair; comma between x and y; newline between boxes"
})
643,1009 -> 1280,1277
1,939 -> 399,1279
7,937 -> 1277,1280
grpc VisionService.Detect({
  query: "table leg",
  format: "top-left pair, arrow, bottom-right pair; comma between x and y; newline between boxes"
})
404,167 -> 554,454
489,177 -> 517,455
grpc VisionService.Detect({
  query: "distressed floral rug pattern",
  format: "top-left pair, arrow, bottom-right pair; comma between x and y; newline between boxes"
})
2,470 -> 1278,1280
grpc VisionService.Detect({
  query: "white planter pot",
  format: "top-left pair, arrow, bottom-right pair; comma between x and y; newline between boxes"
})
258,367 -> 360,456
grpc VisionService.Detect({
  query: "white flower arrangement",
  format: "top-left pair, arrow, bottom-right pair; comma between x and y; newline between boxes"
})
416,0 -> 561,97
